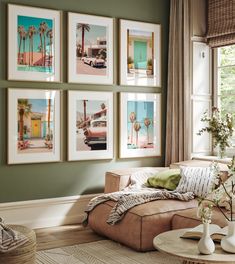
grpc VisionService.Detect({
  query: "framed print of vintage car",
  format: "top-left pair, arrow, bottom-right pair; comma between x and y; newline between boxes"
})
68,12 -> 113,84
8,4 -> 61,82
68,90 -> 113,161
120,19 -> 161,87
119,92 -> 161,158
8,88 -> 61,164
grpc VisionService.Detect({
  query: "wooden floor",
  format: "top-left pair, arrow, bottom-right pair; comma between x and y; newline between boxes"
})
35,224 -> 105,251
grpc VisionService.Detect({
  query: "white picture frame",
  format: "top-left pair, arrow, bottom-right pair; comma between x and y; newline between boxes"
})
120,92 -> 161,158
120,19 -> 161,87
68,12 -> 113,85
8,4 -> 61,82
68,90 -> 113,161
8,88 -> 61,164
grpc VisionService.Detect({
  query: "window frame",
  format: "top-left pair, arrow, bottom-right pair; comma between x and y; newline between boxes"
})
213,47 -> 235,157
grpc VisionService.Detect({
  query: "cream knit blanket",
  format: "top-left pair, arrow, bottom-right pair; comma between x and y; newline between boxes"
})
85,189 -> 194,225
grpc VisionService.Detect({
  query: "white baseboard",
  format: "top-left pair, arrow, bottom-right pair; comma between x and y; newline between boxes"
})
0,194 -> 98,229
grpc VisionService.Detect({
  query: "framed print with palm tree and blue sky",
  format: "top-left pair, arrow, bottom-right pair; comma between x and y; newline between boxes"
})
68,12 -> 113,84
8,88 -> 61,164
8,4 -> 61,82
119,92 -> 161,158
120,19 -> 161,87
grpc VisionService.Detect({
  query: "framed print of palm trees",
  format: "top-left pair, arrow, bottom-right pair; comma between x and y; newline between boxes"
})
8,4 -> 61,82
68,91 -> 113,161
8,88 -> 61,164
119,92 -> 161,158
120,19 -> 161,87
68,13 -> 113,84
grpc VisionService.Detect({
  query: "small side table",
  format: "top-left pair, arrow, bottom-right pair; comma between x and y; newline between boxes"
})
0,225 -> 36,264
153,228 -> 235,264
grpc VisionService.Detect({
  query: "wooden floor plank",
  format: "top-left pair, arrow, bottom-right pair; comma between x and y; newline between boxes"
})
35,224 -> 105,251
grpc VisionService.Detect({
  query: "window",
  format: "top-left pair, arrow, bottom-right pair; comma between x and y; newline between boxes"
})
216,45 -> 235,150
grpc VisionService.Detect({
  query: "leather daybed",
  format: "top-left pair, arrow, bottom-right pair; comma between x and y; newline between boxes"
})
87,161 -> 229,252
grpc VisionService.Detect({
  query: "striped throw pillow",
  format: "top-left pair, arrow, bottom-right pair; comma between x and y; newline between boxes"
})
175,166 -> 214,198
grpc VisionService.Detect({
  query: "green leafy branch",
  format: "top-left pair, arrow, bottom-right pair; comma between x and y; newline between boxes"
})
197,107 -> 234,150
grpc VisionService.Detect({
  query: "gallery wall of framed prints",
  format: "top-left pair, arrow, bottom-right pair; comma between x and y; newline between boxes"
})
6,3 -> 162,164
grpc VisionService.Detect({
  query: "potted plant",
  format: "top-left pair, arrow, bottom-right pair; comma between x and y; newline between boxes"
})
197,107 -> 234,159
146,59 -> 153,75
127,56 -> 134,73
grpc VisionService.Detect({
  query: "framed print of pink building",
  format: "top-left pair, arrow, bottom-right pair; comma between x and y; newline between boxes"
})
17,15 -> 54,73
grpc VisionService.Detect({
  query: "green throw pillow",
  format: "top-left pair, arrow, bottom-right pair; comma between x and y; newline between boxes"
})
147,169 -> 181,190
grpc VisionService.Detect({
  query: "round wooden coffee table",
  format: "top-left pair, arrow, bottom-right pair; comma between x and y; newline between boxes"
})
153,229 -> 235,264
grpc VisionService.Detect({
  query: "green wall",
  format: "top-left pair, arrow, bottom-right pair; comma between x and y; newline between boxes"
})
0,0 -> 170,202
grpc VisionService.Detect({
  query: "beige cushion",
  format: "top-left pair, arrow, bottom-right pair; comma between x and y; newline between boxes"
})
170,160 -> 229,172
171,207 -> 227,230
88,199 -> 197,251
105,162 -> 229,194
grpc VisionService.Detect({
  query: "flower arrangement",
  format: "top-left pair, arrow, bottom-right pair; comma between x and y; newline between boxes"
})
197,107 -> 234,158
197,203 -> 213,223
198,157 -> 235,223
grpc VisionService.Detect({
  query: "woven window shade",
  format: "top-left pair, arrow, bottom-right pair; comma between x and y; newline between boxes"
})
207,0 -> 235,48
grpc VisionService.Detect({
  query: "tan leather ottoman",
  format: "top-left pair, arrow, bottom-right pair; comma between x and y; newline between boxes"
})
88,199 -> 197,251
171,207 -> 227,230
89,167 -> 198,251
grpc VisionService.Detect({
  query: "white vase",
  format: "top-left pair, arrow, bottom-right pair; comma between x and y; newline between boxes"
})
221,221 -> 235,253
198,223 -> 215,255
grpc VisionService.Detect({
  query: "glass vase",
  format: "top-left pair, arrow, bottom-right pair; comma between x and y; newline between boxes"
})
218,144 -> 226,159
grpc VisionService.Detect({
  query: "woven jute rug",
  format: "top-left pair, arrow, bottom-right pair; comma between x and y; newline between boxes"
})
36,239 -> 181,264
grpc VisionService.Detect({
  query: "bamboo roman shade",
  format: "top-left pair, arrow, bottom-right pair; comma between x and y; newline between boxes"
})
207,0 -> 235,48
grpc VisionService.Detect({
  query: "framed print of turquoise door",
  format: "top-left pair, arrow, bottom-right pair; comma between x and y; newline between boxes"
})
120,19 -> 161,87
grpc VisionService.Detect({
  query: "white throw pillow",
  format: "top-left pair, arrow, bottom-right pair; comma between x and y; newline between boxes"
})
129,169 -> 160,189
175,166 -> 215,198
